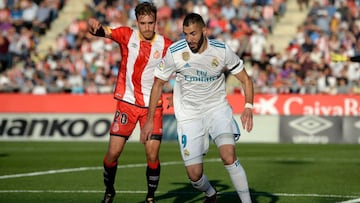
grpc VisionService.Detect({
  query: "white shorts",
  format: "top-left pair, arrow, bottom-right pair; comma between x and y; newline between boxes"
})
176,105 -> 240,166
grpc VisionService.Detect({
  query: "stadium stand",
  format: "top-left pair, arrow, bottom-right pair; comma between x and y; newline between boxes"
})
0,0 -> 359,96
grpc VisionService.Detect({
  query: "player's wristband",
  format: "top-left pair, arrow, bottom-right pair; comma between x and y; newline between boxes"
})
245,103 -> 253,109
91,26 -> 105,37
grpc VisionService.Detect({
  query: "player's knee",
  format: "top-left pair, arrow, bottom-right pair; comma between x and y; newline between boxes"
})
145,144 -> 160,163
221,155 -> 237,165
106,149 -> 122,161
218,145 -> 236,165
188,172 -> 203,182
104,153 -> 119,163
146,153 -> 159,163
186,164 -> 203,182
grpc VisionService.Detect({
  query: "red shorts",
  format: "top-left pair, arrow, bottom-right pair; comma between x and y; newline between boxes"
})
110,100 -> 163,138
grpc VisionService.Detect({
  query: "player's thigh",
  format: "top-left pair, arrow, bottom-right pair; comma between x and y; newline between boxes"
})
177,120 -> 206,166
106,135 -> 127,161
110,101 -> 139,137
215,134 -> 237,165
208,105 -> 234,140
139,106 -> 163,137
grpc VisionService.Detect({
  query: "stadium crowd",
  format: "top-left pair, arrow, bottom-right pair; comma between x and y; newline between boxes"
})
0,0 -> 360,95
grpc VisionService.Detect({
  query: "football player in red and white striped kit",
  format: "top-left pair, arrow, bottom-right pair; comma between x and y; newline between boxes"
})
88,2 -> 172,203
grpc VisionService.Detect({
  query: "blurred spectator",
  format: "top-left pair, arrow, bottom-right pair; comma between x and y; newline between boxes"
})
21,0 -> 39,30
3,0 -> 360,96
249,25 -> 267,64
317,68 -> 337,94
351,80 -> 360,94
221,1 -> 236,21
32,0 -> 52,35
336,77 -> 350,94
262,2 -> 275,33
193,1 -> 208,22
0,33 -> 9,72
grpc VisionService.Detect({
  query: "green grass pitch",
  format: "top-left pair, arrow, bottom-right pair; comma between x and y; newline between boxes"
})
0,141 -> 359,203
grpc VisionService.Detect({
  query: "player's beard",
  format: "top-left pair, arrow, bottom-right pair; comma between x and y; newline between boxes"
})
142,31 -> 155,41
188,33 -> 205,53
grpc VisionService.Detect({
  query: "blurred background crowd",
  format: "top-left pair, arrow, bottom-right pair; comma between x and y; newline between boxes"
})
0,0 -> 360,95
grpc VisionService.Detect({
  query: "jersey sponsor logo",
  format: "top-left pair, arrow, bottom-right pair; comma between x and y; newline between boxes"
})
184,70 -> 219,82
182,52 -> 190,61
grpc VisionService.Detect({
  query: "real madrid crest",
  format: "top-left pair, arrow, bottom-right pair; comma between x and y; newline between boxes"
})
211,58 -> 219,68
182,52 -> 190,61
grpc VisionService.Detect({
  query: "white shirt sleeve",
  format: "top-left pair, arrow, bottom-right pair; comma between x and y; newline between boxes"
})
225,44 -> 244,75
154,49 -> 176,81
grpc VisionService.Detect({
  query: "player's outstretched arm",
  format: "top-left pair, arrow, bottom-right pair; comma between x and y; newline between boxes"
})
88,18 -> 112,38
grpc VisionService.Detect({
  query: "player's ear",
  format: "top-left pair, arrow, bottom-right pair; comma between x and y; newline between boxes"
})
202,27 -> 207,36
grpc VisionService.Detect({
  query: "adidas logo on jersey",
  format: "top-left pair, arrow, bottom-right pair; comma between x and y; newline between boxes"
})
183,63 -> 191,68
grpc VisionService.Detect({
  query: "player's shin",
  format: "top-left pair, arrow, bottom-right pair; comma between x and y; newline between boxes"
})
225,159 -> 252,203
103,157 -> 118,189
146,160 -> 160,198
190,174 -> 216,197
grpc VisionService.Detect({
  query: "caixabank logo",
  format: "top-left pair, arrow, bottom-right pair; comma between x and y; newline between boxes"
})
280,116 -> 342,144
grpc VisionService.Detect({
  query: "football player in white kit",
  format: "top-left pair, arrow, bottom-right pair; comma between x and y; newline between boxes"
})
141,13 -> 254,203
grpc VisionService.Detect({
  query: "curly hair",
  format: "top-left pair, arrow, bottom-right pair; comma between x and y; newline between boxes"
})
135,2 -> 157,21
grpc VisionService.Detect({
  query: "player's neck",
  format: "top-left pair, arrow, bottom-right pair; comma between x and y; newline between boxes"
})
197,38 -> 208,54
139,32 -> 156,42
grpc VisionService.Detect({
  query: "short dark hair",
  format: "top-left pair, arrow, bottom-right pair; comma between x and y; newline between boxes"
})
135,2 -> 157,21
183,13 -> 205,28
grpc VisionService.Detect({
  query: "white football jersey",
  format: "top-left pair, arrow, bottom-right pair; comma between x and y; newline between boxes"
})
155,38 -> 245,121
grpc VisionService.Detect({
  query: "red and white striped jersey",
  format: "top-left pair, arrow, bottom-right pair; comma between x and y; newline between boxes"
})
111,27 -> 172,107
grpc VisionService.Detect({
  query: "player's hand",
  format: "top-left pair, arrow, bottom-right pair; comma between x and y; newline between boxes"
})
240,108 -> 253,132
140,121 -> 154,144
166,94 -> 173,109
88,18 -> 101,34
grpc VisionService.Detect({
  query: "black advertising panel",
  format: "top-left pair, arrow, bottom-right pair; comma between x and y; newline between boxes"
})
280,116 -> 343,144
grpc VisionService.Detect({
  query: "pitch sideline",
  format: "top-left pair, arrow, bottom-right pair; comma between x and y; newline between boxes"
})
1,156 -> 359,180
0,158 -> 359,200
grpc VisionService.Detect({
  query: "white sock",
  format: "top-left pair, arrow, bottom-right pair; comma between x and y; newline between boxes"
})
225,160 -> 252,203
190,174 -> 216,197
